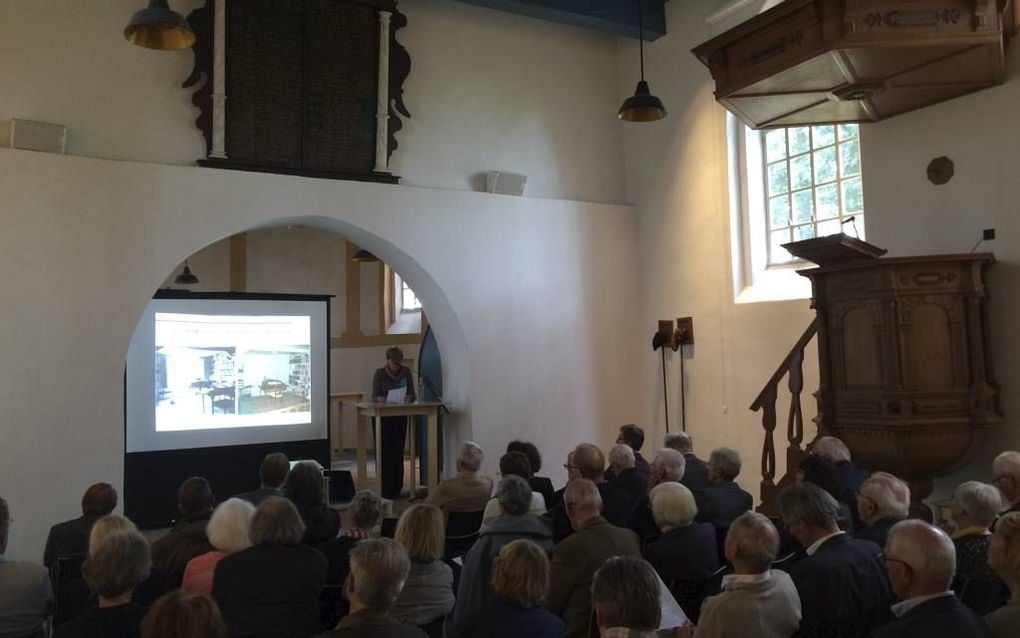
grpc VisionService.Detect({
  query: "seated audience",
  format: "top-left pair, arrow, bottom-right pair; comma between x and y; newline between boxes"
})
811,435 -> 869,520
89,515 -> 137,555
797,454 -> 855,531
854,472 -> 910,547
698,512 -> 801,638
315,538 -> 426,638
547,444 -> 633,541
141,590 -> 227,638
465,539 -> 564,638
182,498 -> 255,595
285,461 -> 341,546
591,556 -> 661,638
546,451 -> 581,512
694,447 -> 753,530
213,498 -> 327,638
605,424 -> 650,481
54,529 -> 151,638
0,497 -> 53,638
664,431 -> 709,491
482,452 -> 546,525
607,444 -> 648,505
628,448 -> 686,542
871,520 -> 991,637
993,451 -> 1020,515
507,440 -> 555,509
151,477 -> 216,586
391,504 -> 455,633
427,442 -> 493,513
986,512 -> 1020,637
342,491 -> 382,540
237,453 -> 289,506
449,476 -> 554,638
546,479 -> 641,638
779,482 -> 891,637
948,480 -> 1004,614
44,483 -> 117,571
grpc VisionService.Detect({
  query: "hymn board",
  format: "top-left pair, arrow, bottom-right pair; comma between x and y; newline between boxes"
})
184,0 -> 411,183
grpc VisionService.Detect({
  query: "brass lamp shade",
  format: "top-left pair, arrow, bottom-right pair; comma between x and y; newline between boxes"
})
618,81 -> 667,122
124,0 -> 196,50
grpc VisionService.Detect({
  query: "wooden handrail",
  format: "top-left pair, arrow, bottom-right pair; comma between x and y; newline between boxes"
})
749,318 -> 818,411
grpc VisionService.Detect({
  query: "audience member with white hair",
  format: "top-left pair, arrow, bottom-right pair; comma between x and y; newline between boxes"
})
607,444 -> 649,505
664,431 -> 710,491
641,482 -> 717,622
871,520 -> 992,637
88,514 -> 138,556
812,435 -> 869,525
609,424 -> 650,480
694,448 -> 753,535
854,472 -> 910,549
213,498 -> 327,638
315,538 -> 427,638
992,451 -> 1020,515
182,498 -> 255,595
948,480 -> 1005,614
986,512 -> 1020,637
427,441 -> 493,513
591,556 -> 662,638
698,512 -> 801,637
0,496 -> 53,638
546,479 -> 641,638
779,482 -> 891,637
547,444 -> 634,542
628,448 -> 687,541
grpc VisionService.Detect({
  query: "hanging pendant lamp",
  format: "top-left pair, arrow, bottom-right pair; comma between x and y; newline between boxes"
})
618,0 -> 667,122
124,0 -> 196,51
173,260 -> 200,285
352,249 -> 380,263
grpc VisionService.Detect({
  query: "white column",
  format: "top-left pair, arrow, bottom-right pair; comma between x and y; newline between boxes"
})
210,0 -> 228,159
374,10 -> 391,173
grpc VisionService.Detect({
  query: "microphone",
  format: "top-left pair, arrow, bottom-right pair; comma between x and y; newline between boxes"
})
841,216 -> 860,238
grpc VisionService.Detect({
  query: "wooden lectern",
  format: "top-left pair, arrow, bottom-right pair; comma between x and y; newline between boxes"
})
354,402 -> 443,493
786,234 -> 1000,500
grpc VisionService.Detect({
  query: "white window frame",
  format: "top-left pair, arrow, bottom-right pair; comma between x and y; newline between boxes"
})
395,273 -> 422,314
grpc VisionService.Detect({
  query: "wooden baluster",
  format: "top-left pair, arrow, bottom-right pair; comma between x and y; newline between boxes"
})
787,346 -> 804,450
760,383 -> 778,499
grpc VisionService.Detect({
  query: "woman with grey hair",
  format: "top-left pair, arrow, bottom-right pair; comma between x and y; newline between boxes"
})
183,497 -> 255,595
591,556 -> 661,636
948,480 -> 1005,614
54,529 -> 151,638
342,491 -> 382,541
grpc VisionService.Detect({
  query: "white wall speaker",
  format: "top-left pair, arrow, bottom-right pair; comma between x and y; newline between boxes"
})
1,119 -> 67,154
486,170 -> 527,196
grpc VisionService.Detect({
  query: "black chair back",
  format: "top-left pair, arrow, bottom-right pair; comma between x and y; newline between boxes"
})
319,584 -> 348,631
53,556 -> 90,626
381,517 -> 399,538
444,510 -> 484,559
420,616 -> 445,638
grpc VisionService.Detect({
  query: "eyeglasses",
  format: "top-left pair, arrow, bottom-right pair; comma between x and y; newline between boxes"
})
879,552 -> 912,570
993,474 -> 1015,486
563,464 -> 579,471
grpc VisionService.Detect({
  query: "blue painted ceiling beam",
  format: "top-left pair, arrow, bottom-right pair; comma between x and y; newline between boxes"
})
450,0 -> 668,41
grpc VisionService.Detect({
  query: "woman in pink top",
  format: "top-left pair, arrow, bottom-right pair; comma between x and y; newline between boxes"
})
182,497 -> 255,595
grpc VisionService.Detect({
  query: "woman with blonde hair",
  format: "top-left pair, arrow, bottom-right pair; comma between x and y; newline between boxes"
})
465,539 -> 564,638
87,514 -> 137,556
390,504 -> 454,637
986,511 -> 1020,636
141,590 -> 226,638
182,498 -> 255,595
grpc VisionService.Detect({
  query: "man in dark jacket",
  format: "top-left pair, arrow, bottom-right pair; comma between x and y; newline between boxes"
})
237,452 -> 289,506
694,447 -> 753,530
854,473 -> 909,550
664,431 -> 711,491
606,424 -> 650,480
779,483 -> 892,638
43,482 -> 117,570
813,436 -> 869,526
627,448 -> 686,543
313,538 -> 425,638
215,498 -> 328,638
151,476 -> 215,586
547,444 -> 632,541
546,479 -> 641,638
607,444 -> 648,505
869,520 -> 991,637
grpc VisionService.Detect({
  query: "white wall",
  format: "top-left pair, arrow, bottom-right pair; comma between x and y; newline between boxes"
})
0,149 -> 640,561
624,0 -> 1020,503
0,0 -> 625,204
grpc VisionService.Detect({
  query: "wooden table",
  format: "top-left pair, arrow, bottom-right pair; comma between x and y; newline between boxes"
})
329,392 -> 365,461
354,402 -> 443,492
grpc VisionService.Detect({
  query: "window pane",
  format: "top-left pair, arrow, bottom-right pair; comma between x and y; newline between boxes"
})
789,127 -> 810,155
793,224 -> 816,241
792,190 -> 813,223
842,177 -> 863,213
770,228 -> 792,262
812,125 -> 835,148
767,162 -> 789,195
817,218 -> 841,236
813,147 -> 837,183
765,130 -> 787,162
790,155 -> 812,190
815,183 -> 839,219
838,123 -> 859,141
769,195 -> 791,227
840,140 -> 861,177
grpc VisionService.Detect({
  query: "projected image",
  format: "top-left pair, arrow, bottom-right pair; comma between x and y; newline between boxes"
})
155,313 -> 312,432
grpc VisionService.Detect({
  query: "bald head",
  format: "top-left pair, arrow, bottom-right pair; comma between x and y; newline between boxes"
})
573,444 -> 605,482
650,448 -> 686,487
726,512 -> 780,574
885,520 -> 956,598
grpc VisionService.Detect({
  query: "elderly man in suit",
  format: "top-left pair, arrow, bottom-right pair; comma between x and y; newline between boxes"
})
779,482 -> 892,638
427,441 -> 494,513
608,444 -> 648,505
664,431 -> 710,491
854,472 -> 910,549
813,436 -> 870,526
870,520 -> 992,637
237,453 -> 289,506
43,482 -> 118,571
992,451 -> 1020,515
546,479 -> 641,638
694,448 -> 753,531
547,444 -> 633,541
698,512 -> 801,637
628,448 -> 686,542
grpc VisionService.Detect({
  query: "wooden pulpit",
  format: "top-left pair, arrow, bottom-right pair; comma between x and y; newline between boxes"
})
788,235 -> 1000,499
